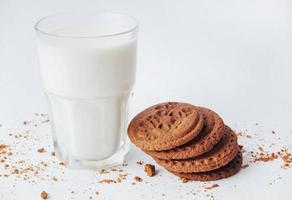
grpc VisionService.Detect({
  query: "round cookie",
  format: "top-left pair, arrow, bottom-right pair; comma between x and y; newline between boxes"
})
154,126 -> 238,173
127,102 -> 204,151
146,107 -> 225,159
172,150 -> 242,181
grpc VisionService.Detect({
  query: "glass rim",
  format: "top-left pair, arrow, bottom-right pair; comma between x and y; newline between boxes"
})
34,11 -> 139,39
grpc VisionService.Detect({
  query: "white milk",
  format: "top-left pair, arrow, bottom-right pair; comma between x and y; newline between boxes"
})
37,29 -> 137,161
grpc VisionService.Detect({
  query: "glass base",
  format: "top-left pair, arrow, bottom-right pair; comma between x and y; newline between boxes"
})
46,91 -> 132,170
54,140 -> 130,170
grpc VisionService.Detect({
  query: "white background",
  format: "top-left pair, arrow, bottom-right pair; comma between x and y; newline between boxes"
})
0,0 -> 292,199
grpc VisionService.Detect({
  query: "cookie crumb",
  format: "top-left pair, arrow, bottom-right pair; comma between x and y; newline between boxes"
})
41,191 -> 48,199
241,164 -> 249,169
98,169 -> 109,174
98,179 -> 116,184
0,144 -> 7,151
37,148 -> 46,153
118,173 -> 128,180
258,147 -> 264,152
205,184 -> 219,190
254,153 -> 278,162
42,119 -> 50,123
136,160 -> 144,165
13,169 -> 19,174
144,164 -> 155,177
134,176 -> 142,182
51,152 -> 55,156
180,177 -> 189,183
95,191 -> 99,195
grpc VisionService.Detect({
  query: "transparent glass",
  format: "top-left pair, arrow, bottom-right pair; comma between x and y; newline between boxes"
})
35,12 -> 138,169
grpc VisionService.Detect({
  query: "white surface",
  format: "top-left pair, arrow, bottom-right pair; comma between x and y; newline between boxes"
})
0,0 -> 292,199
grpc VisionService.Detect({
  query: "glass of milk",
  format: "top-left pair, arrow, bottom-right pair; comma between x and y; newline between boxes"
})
35,12 -> 138,169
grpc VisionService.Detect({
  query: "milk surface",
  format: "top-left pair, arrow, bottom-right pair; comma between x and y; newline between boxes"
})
37,28 -> 137,160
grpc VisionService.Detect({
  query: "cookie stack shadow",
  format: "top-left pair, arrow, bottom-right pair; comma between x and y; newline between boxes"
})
128,102 -> 242,181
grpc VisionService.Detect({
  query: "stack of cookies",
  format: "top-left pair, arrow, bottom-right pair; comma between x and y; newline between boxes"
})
128,102 -> 242,181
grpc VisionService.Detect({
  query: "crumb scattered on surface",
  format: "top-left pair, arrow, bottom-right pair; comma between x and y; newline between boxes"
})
205,184 -> 220,190
249,146 -> 292,168
0,144 -> 7,151
144,164 -> 155,177
241,164 -> 249,169
180,177 -> 188,183
1,113 -> 292,200
98,179 -> 117,184
134,176 -> 142,182
254,153 -> 278,162
42,119 -> 50,123
41,191 -> 48,199
136,160 -> 144,165
37,148 -> 46,153
118,173 -> 128,180
98,169 -> 109,175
